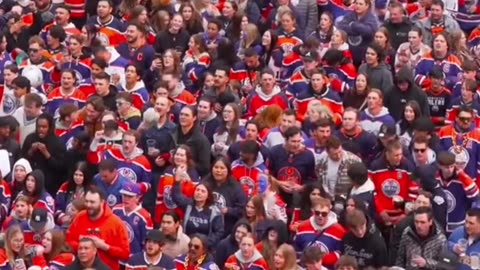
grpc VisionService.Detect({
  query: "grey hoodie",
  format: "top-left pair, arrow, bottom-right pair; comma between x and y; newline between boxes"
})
358,62 -> 394,94
232,249 -> 265,265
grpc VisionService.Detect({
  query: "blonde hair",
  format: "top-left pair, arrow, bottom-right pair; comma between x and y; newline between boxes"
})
5,225 -> 26,266
307,100 -> 333,120
242,23 -> 260,49
276,244 -> 298,270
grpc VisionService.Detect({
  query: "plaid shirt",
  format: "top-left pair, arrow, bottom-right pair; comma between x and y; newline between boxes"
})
315,150 -> 361,198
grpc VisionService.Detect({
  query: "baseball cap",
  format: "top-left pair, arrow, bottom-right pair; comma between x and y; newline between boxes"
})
30,208 -> 48,230
302,50 -> 319,62
120,182 -> 141,197
145,230 -> 166,243
378,123 -> 396,138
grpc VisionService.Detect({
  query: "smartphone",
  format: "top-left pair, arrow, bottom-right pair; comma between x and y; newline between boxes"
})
154,52 -> 162,59
14,258 -> 26,270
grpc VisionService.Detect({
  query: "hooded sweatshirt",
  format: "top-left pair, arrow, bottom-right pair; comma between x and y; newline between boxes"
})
384,66 -> 430,121
226,249 -> 268,270
358,62 -> 394,94
119,80 -> 150,110
246,85 -> 288,117
21,114 -> 66,195
359,107 -> 396,135
10,158 -> 32,198
66,202 -> 130,270
231,154 -> 268,197
17,169 -> 55,214
215,219 -> 253,267
294,213 -> 346,268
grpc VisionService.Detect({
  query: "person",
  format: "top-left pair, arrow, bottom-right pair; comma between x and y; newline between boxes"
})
347,162 -> 375,218
294,198 -> 346,268
415,0 -> 460,45
92,159 -> 129,208
154,145 -> 199,224
112,182 -> 153,257
384,66 -> 430,121
369,141 -> 417,226
396,207 -> 447,269
273,243 -> 300,270
269,126 -> 316,212
37,229 -> 75,268
301,246 -> 328,270
23,207 -> 56,246
342,209 -> 387,268
65,237 -> 110,270
2,196 -> 31,230
21,113 -> 66,195
448,208 -> 480,270
435,151 -> 480,233
357,43 -> 393,93
126,230 -> 175,270
0,225 -> 47,270
174,234 -> 219,270
17,170 -> 55,215
160,211 -> 190,258
172,106 -> 211,176
225,232 -> 269,269
0,116 -> 20,172
316,136 -> 362,199
203,157 -> 247,238
214,219 -> 252,267
55,161 -> 91,226
171,182 -> 224,249
66,186 -> 130,270
257,220 -> 290,269
231,140 -> 268,197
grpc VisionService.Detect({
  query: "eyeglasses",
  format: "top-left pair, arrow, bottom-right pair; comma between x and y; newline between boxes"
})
188,243 -> 201,250
313,210 -> 329,217
413,148 -> 426,153
28,48 -> 39,53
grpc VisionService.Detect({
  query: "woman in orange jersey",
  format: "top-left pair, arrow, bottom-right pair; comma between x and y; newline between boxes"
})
37,230 -> 75,269
276,11 -> 303,57
225,233 -> 268,270
154,145 -> 199,225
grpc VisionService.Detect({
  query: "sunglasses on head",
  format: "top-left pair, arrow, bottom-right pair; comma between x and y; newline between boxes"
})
413,148 -> 426,153
188,243 -> 201,250
313,210 -> 329,217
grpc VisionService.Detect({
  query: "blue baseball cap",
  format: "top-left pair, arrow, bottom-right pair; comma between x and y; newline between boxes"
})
120,182 -> 141,196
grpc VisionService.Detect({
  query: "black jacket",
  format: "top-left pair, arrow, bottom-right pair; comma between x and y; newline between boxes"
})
172,126 -> 211,176
65,256 -> 110,270
342,220 -> 388,268
383,18 -> 413,50
154,29 -> 190,55
21,114 -> 66,195
385,66 -> 430,121
214,219 -> 252,267
91,86 -> 117,112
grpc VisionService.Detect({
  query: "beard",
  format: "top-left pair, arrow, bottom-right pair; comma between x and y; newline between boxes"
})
87,206 -> 101,218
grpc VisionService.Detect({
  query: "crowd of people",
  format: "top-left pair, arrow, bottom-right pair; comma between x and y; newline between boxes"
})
0,0 -> 479,268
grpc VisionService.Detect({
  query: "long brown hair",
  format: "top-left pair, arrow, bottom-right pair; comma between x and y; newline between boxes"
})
276,244 -> 298,270
44,230 -> 73,261
246,195 -> 266,229
171,144 -> 196,170
218,103 -> 241,145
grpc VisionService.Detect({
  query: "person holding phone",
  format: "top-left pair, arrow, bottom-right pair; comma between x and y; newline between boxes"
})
0,225 -> 47,270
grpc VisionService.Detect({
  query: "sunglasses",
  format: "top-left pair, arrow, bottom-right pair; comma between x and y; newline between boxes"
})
413,148 -> 426,153
458,117 -> 472,122
313,210 -> 329,217
188,243 -> 201,250
28,48 -> 39,53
